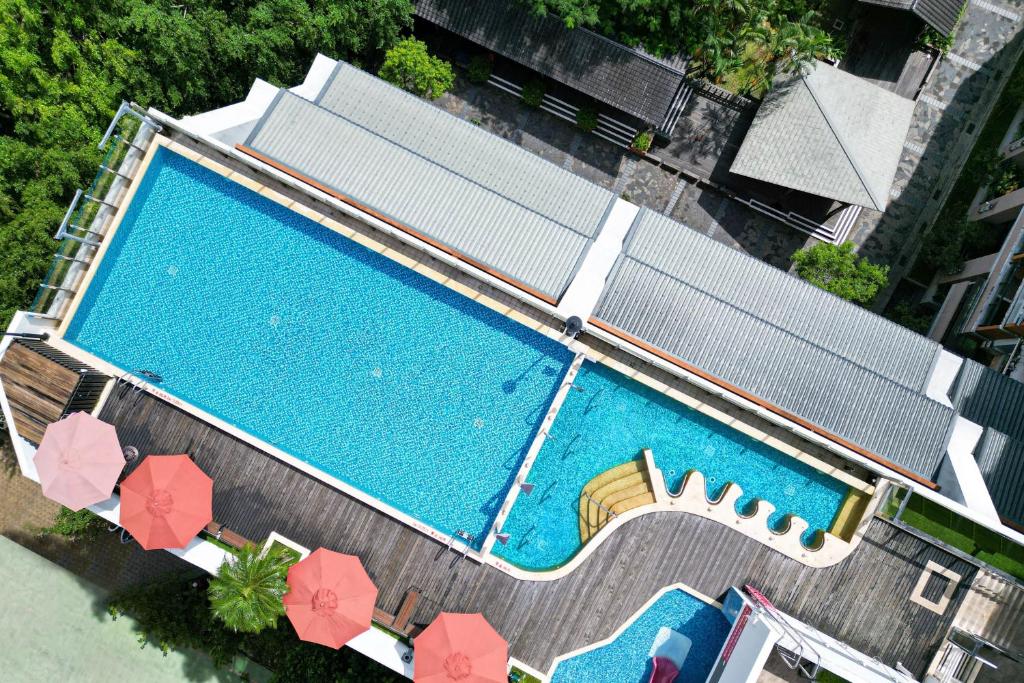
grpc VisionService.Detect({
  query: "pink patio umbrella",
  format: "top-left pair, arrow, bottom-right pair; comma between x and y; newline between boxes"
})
119,454 -> 213,550
33,412 -> 125,511
284,548 -> 379,649
414,613 -> 508,683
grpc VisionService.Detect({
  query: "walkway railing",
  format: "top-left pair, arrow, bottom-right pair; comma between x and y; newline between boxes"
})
29,102 -> 161,321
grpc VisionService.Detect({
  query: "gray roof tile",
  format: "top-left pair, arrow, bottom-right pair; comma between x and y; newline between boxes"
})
730,61 -> 915,210
593,209 -> 955,479
414,0 -> 689,127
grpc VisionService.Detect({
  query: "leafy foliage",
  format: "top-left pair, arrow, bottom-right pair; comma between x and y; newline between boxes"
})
575,105 -> 598,132
39,506 -> 108,541
208,544 -> 290,634
521,79 -> 546,107
467,54 -> 494,84
631,130 -> 653,152
523,0 -> 842,88
378,37 -> 454,99
792,241 -> 889,306
110,572 -> 400,681
0,0 -> 412,330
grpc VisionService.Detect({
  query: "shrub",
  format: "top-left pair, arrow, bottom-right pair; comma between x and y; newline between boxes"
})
378,38 -> 455,100
39,506 -> 107,541
466,54 -> 492,84
631,130 -> 653,153
521,79 -> 546,107
919,211 -> 973,274
918,27 -> 954,56
887,302 -> 934,335
110,573 -> 401,680
791,241 -> 889,306
208,544 -> 291,634
576,106 -> 598,132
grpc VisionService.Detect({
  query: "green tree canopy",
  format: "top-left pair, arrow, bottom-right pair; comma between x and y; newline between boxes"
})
523,0 -> 839,88
378,37 -> 455,99
0,0 -> 412,330
792,241 -> 889,306
208,544 -> 291,634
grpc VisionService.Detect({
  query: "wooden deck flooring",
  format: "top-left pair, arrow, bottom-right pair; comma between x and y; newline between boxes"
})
100,390 -> 975,676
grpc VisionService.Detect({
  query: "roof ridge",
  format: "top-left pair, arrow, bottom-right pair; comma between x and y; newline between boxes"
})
800,65 -> 886,211
266,90 -> 598,241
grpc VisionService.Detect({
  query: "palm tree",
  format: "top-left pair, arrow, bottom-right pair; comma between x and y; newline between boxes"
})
208,543 -> 291,633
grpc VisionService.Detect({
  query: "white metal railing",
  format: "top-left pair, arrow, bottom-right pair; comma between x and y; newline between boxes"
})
30,103 -> 160,320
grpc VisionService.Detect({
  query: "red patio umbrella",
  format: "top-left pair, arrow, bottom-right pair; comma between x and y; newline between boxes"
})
283,548 -> 378,649
119,454 -> 212,550
414,613 -> 508,683
33,412 -> 125,511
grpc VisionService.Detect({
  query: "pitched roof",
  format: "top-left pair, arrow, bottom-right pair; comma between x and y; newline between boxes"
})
729,61 -> 915,210
950,360 -> 1024,526
414,0 -> 689,128
592,209 -> 956,480
243,63 -> 615,301
858,0 -> 966,35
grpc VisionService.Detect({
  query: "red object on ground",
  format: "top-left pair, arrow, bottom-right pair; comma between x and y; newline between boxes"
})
118,454 -> 213,550
33,412 -> 125,511
649,656 -> 680,683
413,612 -> 508,683
284,548 -> 378,649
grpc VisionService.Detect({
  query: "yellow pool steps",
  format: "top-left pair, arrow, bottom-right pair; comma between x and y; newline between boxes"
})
579,460 -> 656,543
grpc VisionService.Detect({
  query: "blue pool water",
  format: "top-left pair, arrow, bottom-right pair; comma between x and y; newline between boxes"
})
551,588 -> 731,683
494,362 -> 849,569
65,148 -> 574,545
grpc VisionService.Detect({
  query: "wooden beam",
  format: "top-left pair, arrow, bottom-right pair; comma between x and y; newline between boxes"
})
587,318 -> 942,491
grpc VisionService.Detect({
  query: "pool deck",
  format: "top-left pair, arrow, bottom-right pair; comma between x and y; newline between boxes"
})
99,387 -> 977,677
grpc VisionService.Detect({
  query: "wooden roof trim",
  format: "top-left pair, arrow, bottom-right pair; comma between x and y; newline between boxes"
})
235,144 -> 559,306
588,317 -> 942,490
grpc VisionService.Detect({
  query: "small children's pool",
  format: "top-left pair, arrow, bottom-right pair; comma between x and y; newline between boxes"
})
64,147 -> 574,546
550,588 -> 731,683
494,362 -> 850,570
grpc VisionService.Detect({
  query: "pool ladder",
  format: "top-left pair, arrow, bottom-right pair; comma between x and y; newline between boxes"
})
744,585 -> 820,679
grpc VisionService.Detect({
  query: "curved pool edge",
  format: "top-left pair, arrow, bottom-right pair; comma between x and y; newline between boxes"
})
485,470 -> 885,581
542,582 -> 725,682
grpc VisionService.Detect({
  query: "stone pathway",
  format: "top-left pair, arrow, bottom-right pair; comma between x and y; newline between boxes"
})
852,0 -> 1024,309
432,77 -> 807,270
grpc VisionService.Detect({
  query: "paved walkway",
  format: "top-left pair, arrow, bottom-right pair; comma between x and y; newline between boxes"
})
431,77 -> 808,270
0,535 -> 233,682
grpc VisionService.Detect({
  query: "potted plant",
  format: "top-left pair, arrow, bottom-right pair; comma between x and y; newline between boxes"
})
467,54 -> 493,84
631,130 -> 653,155
521,79 -> 546,108
576,106 -> 598,133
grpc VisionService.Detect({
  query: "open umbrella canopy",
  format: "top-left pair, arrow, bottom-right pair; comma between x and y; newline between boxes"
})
414,612 -> 508,683
33,412 -> 125,511
284,548 -> 378,649
119,454 -> 212,550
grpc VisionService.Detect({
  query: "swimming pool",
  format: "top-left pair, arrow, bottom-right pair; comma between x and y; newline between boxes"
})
550,588 -> 730,683
494,362 -> 850,569
64,147 -> 574,546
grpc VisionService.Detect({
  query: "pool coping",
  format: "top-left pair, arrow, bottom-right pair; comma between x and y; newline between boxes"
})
51,132 -> 880,581
542,583 -> 725,683
51,134 -> 584,566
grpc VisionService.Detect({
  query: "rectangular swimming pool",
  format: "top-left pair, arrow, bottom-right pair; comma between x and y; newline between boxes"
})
64,146 -> 574,546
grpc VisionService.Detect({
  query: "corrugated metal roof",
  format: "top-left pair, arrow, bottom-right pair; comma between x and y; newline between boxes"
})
593,209 -> 955,479
245,71 -> 615,300
414,0 -> 689,127
975,430 -> 1024,527
950,359 -> 1024,524
858,0 -> 966,34
730,61 -> 915,210
951,360 -> 1024,442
